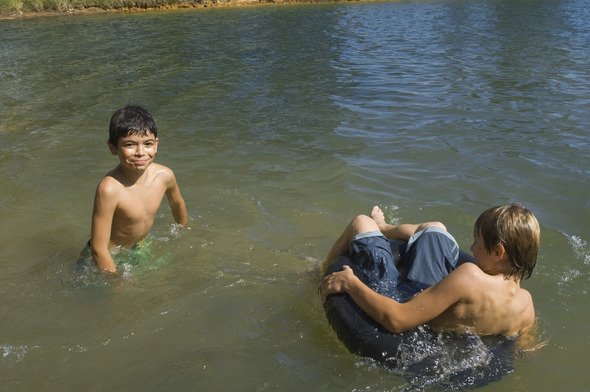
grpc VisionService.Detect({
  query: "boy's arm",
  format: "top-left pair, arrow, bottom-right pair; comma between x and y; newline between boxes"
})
90,180 -> 118,273
165,171 -> 188,226
321,265 -> 471,333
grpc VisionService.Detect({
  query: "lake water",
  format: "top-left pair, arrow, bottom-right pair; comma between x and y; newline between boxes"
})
1,0 -> 589,390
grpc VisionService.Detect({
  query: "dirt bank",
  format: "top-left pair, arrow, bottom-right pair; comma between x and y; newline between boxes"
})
1,0 -> 362,20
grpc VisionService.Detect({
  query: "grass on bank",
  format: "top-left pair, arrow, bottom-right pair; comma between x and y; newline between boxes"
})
0,0 -> 172,15
0,0 -> 274,16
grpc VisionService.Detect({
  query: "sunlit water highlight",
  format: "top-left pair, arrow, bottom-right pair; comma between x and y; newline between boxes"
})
1,0 -> 589,390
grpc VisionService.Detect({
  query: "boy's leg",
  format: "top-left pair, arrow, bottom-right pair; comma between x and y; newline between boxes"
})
347,229 -> 399,283
371,206 -> 447,241
322,214 -> 380,272
398,227 -> 460,291
323,211 -> 399,284
322,206 -> 446,273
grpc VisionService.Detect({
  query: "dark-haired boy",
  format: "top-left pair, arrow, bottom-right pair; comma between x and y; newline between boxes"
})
321,204 -> 540,337
82,105 -> 187,272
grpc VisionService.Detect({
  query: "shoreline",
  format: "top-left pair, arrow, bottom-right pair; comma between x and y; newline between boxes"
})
0,0 -> 364,20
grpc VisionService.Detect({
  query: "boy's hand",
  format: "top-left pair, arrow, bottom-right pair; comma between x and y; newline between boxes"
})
321,265 -> 358,302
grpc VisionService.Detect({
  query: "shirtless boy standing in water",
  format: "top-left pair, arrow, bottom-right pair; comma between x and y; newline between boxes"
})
321,204 -> 540,337
83,105 -> 188,272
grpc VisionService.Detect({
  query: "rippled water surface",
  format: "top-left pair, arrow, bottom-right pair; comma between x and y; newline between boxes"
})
1,0 -> 589,390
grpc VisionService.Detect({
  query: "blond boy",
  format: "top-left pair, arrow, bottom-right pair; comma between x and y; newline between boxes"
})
84,105 -> 187,272
321,204 -> 540,337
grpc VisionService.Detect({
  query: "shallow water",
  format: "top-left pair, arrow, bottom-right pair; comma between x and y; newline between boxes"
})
1,0 -> 589,390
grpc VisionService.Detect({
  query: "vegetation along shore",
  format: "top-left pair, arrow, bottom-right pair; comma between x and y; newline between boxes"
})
0,0 -> 363,19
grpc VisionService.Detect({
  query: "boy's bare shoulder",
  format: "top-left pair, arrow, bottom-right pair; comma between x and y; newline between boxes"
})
149,163 -> 179,185
447,262 -> 486,286
92,174 -> 126,213
437,263 -> 494,303
96,171 -> 125,195
454,262 -> 481,274
450,262 -> 509,292
99,165 -> 132,187
150,162 -> 174,175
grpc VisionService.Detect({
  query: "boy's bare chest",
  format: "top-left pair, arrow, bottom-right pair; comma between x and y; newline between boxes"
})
114,182 -> 167,222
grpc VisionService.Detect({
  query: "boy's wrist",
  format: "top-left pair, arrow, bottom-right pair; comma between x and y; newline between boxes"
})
345,273 -> 363,295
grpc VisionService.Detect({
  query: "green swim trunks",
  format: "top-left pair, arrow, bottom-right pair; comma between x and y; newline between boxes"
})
80,236 -> 162,268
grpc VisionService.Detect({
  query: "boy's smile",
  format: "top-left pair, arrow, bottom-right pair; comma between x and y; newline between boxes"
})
108,132 -> 159,173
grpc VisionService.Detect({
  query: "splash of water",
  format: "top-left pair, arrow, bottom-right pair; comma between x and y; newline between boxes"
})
566,234 -> 590,266
1,344 -> 29,362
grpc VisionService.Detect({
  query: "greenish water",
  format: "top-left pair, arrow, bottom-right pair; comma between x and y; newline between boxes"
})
1,0 -> 589,390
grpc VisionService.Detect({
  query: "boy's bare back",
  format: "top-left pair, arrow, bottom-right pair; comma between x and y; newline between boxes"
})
424,263 -> 535,336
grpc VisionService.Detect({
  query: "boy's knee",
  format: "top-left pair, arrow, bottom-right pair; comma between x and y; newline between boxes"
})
352,214 -> 372,225
350,214 -> 379,233
418,221 -> 447,232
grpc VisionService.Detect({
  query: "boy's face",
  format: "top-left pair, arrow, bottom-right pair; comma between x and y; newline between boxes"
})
470,230 -> 493,270
108,131 -> 159,172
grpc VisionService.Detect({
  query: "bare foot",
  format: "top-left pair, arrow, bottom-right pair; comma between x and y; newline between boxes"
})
370,205 -> 387,230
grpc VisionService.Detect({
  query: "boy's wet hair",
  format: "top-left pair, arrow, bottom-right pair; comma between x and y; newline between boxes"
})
109,105 -> 158,146
474,203 -> 540,281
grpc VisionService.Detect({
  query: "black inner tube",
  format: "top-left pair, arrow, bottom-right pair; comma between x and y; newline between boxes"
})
323,240 -> 488,363
322,240 -> 517,388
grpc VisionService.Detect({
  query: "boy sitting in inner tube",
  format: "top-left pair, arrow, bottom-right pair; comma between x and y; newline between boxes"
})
320,204 -> 540,337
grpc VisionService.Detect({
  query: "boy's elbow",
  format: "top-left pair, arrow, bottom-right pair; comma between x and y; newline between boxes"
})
381,315 -> 410,334
385,323 -> 408,334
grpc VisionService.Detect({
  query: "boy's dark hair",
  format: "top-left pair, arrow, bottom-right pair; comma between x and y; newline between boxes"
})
108,105 -> 158,146
474,203 -> 540,281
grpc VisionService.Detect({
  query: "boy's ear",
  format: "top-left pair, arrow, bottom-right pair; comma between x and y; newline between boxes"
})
493,243 -> 507,262
107,140 -> 118,155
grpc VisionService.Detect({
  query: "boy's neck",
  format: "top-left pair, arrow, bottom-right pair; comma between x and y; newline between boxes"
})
481,262 -> 521,284
493,269 -> 522,285
113,164 -> 150,186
